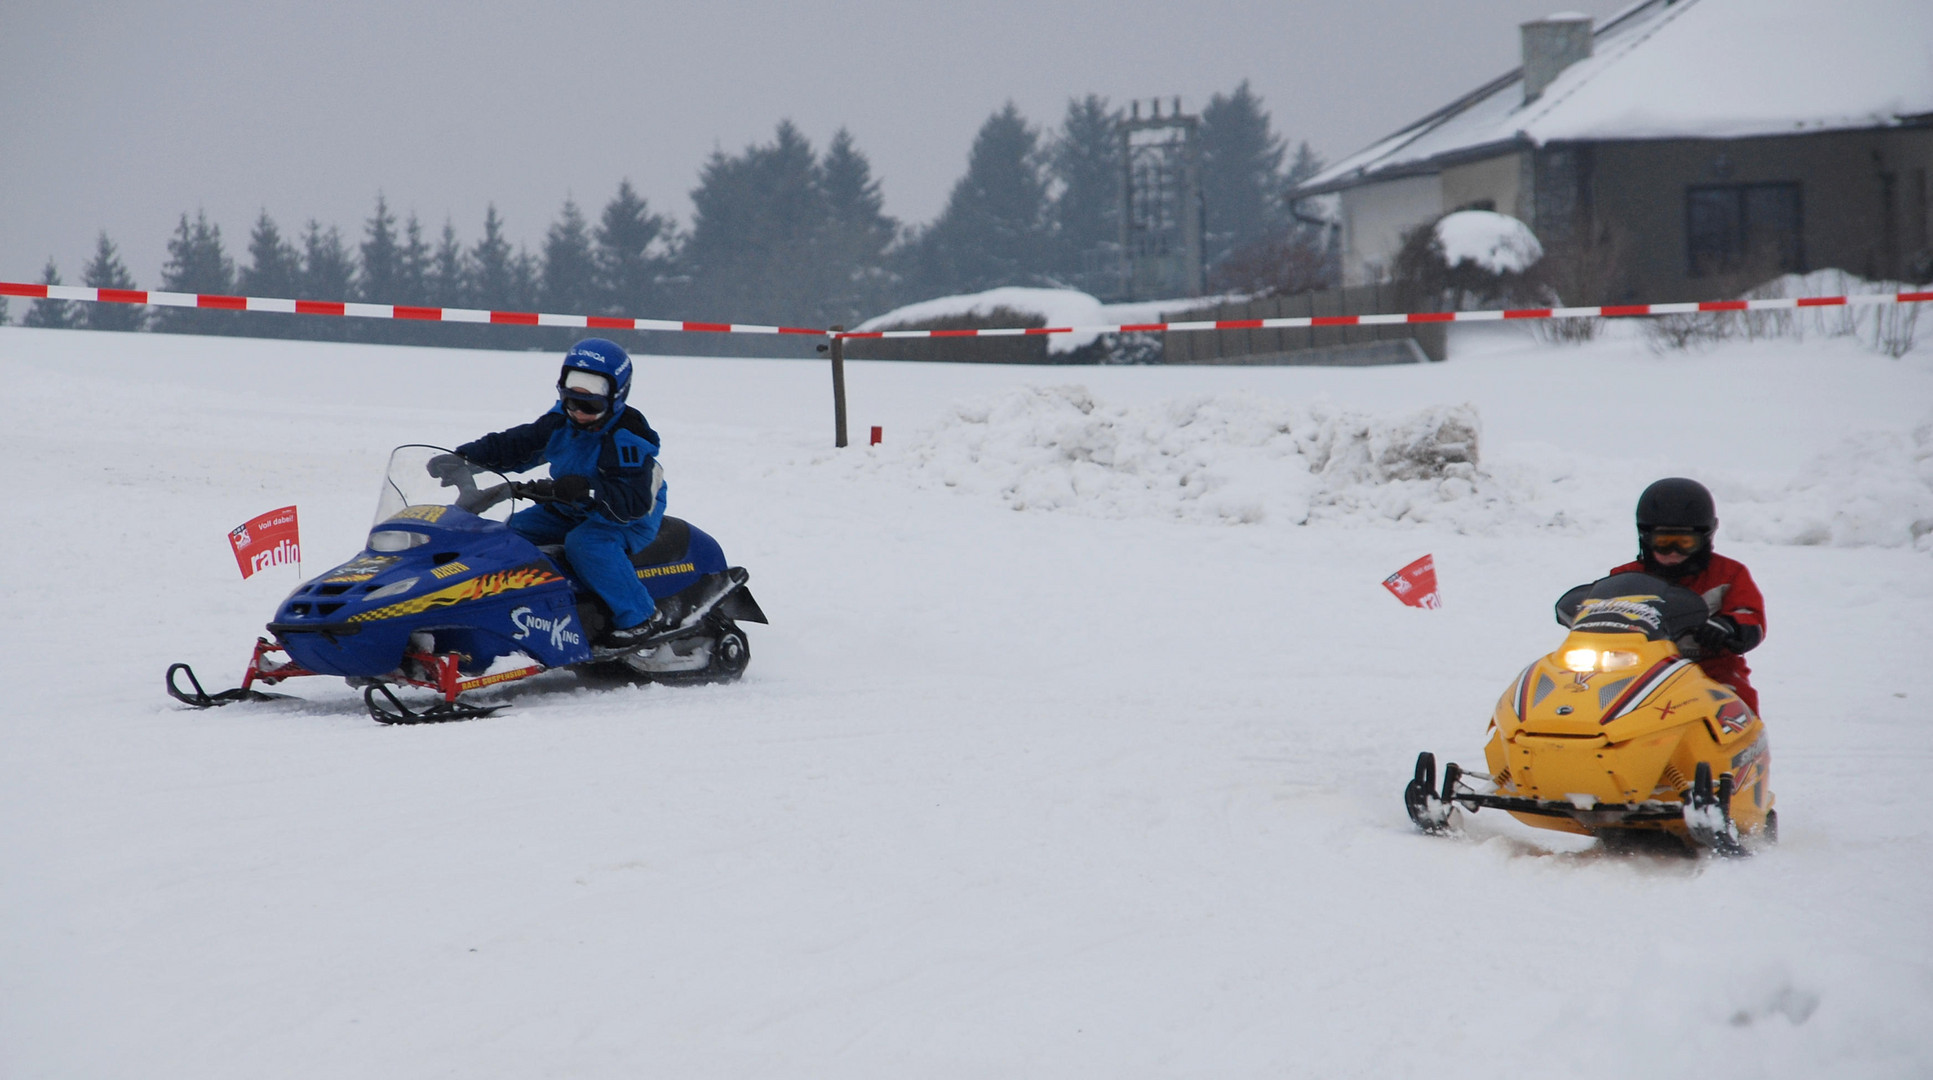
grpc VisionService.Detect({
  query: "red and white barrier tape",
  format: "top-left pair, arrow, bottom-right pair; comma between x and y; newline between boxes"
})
4,278 -> 1928,341
840,290 -> 1933,341
0,281 -> 825,337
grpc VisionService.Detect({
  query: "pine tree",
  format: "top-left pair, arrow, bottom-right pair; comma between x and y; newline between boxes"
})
358,194 -> 401,303
425,218 -> 473,347
79,232 -> 146,332
236,211 -> 301,338
355,194 -> 403,342
511,249 -> 541,311
469,204 -> 518,313
508,246 -> 543,349
1046,95 -> 1123,285
391,212 -> 436,344
1283,140 -> 1337,289
300,220 -> 357,342
679,120 -> 833,337
541,197 -> 599,316
1199,81 -> 1288,271
1285,141 -> 1324,190
240,211 -> 302,298
818,128 -> 899,324
428,219 -> 468,308
399,214 -> 432,301
465,205 -> 539,350
24,259 -> 75,329
594,180 -> 671,318
155,211 -> 236,335
908,103 -> 1048,297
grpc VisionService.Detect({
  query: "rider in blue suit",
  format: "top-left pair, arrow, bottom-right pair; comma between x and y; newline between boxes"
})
440,338 -> 669,647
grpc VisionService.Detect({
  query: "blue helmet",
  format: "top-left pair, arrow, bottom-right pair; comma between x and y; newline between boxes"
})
557,338 -> 633,421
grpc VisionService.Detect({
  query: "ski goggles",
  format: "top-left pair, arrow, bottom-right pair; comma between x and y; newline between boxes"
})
1644,529 -> 1706,554
560,390 -> 610,418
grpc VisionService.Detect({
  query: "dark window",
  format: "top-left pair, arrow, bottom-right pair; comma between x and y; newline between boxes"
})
1686,183 -> 1804,278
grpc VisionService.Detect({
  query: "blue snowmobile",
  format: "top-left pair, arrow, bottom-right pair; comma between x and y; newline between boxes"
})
167,445 -> 766,723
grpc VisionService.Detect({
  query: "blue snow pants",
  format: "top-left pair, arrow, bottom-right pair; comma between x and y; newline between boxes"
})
508,497 -> 667,630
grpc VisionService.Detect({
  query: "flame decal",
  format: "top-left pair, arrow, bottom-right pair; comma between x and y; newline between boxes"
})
347,563 -> 564,623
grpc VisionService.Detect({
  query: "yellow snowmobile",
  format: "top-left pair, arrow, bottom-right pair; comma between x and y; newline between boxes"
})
1405,572 -> 1775,855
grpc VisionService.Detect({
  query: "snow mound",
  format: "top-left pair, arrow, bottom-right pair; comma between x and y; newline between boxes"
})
1723,419 -> 1933,551
855,287 -> 1110,354
1434,210 -> 1543,274
863,385 -> 1543,530
855,287 -> 1212,356
836,386 -> 1933,550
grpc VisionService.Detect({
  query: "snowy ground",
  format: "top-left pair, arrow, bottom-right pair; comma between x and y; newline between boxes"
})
2,321 -> 1930,1079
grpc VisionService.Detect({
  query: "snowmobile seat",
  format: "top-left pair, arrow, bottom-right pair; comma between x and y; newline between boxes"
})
531,516 -> 692,574
628,516 -> 691,568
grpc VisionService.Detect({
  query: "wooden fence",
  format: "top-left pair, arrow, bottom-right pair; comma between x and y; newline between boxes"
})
838,284 -> 1447,366
1161,282 -> 1446,365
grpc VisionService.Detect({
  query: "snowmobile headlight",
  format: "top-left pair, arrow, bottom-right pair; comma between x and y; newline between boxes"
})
369,529 -> 430,552
363,576 -> 420,601
1564,647 -> 1641,672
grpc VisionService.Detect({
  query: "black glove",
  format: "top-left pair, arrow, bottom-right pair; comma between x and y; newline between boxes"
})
1693,615 -> 1739,655
517,478 -> 555,500
552,474 -> 592,505
425,453 -> 470,485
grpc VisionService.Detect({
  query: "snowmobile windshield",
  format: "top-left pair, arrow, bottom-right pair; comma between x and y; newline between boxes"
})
373,445 -> 515,529
1559,572 -> 1709,641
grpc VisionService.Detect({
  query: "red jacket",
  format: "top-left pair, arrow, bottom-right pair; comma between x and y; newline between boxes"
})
1611,553 -> 1765,711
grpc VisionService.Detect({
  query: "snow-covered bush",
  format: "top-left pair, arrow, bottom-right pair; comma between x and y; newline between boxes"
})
1097,331 -> 1163,365
1644,270 -> 1920,358
849,287 -> 1163,364
1391,210 -> 1545,314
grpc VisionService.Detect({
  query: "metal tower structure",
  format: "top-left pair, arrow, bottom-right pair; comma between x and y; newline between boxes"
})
1119,97 -> 1204,300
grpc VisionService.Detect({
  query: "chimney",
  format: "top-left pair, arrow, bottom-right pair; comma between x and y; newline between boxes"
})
1521,13 -> 1593,103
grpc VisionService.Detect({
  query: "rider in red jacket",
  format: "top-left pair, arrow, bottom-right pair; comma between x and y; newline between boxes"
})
1610,478 -> 1767,713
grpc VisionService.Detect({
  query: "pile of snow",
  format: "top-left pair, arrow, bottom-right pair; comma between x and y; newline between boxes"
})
835,377 -> 1933,550
856,288 -> 1112,355
854,288 -> 1205,356
852,385 -> 1546,530
1640,269 -> 1925,358
1434,210 -> 1543,274
1757,268 -> 1926,296
1747,269 -> 1926,337
1724,419 -> 1933,551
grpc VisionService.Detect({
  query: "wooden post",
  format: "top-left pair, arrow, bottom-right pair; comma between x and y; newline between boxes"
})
828,326 -> 848,448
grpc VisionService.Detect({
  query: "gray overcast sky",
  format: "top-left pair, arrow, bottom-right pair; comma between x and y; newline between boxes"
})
2,0 -> 1626,293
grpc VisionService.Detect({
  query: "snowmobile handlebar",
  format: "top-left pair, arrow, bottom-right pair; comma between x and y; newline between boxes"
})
420,455 -> 584,513
456,482 -> 515,514
506,480 -> 554,504
422,455 -> 525,515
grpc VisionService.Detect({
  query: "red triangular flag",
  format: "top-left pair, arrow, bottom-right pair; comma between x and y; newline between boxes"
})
228,505 -> 301,579
1382,554 -> 1440,609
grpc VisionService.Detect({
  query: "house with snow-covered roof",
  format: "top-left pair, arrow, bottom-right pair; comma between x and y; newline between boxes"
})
1291,0 -> 1933,301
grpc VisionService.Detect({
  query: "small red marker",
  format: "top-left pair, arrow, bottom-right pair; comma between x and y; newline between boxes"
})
870,425 -> 882,445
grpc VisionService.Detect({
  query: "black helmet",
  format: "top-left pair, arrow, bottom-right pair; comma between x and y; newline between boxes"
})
1635,477 -> 1716,579
1636,477 -> 1716,531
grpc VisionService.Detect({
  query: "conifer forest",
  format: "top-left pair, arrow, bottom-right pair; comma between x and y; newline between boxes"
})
14,86 -> 1327,352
